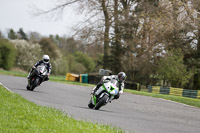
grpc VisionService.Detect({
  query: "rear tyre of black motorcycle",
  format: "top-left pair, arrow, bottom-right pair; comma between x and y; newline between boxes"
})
88,99 -> 95,109
30,78 -> 39,91
95,94 -> 109,110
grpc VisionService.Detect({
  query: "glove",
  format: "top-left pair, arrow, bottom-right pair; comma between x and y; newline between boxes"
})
119,90 -> 123,94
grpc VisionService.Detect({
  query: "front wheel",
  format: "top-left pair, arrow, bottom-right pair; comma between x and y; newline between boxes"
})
95,94 -> 109,110
26,84 -> 30,90
30,78 -> 40,91
88,99 -> 95,109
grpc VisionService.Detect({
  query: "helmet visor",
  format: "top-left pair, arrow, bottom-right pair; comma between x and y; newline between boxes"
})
43,59 -> 49,63
119,76 -> 125,82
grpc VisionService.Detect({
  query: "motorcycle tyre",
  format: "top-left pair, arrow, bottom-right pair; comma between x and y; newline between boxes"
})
26,84 -> 30,91
88,99 -> 95,109
95,94 -> 109,110
30,78 -> 39,91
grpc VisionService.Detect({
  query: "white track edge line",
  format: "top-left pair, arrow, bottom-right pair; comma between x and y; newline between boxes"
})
0,82 -> 13,93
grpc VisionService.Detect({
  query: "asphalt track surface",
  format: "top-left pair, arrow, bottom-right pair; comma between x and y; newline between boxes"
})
1,74 -> 200,133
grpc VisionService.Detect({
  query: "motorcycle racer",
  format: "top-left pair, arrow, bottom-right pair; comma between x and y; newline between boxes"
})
92,72 -> 126,99
27,55 -> 51,86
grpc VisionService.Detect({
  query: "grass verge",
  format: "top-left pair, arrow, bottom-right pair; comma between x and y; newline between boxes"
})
124,89 -> 200,108
0,85 -> 124,133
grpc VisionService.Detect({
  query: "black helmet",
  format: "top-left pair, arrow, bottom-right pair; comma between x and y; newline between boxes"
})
117,72 -> 126,83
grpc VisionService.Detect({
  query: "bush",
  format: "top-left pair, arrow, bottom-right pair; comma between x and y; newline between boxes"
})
66,54 -> 86,74
0,39 -> 16,70
39,38 -> 59,59
51,56 -> 69,75
74,52 -> 95,73
10,40 -> 42,71
156,49 -> 193,87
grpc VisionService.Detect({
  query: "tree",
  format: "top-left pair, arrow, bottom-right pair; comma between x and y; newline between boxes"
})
8,29 -> 17,40
18,28 -> 28,41
156,49 -> 192,88
39,38 -> 59,59
0,39 -> 17,70
28,31 -> 41,43
101,0 -> 111,69
74,51 -> 95,73
190,0 -> 200,89
33,0 -> 200,89
10,40 -> 42,71
33,0 -> 110,69
0,31 -> 4,39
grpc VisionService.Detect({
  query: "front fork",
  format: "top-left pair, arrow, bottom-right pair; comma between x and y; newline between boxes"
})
91,86 -> 104,105
91,95 -> 97,105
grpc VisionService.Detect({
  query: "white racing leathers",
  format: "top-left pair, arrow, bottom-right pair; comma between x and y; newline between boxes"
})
101,75 -> 124,95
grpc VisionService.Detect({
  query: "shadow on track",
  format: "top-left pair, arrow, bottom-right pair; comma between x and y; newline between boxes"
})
13,87 -> 46,94
72,105 -> 116,113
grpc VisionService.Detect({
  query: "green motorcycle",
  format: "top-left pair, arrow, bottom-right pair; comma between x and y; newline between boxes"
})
88,80 -> 119,110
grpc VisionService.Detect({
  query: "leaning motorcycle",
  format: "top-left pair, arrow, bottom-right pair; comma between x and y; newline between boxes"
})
88,79 -> 119,110
26,64 -> 48,91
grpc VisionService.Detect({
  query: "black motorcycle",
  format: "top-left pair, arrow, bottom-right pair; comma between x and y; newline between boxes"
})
26,64 -> 48,91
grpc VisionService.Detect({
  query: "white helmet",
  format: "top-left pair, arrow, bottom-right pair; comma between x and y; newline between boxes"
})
42,55 -> 50,64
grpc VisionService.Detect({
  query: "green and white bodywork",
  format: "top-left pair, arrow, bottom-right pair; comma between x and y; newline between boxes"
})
88,79 -> 119,110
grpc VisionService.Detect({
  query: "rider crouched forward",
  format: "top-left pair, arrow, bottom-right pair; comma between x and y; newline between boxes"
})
92,72 -> 126,99
27,55 -> 51,86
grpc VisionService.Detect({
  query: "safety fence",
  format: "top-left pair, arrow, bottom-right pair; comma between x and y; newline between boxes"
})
148,86 -> 200,99
65,73 -> 88,83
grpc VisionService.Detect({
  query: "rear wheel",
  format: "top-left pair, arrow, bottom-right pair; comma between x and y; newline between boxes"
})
95,94 -> 109,110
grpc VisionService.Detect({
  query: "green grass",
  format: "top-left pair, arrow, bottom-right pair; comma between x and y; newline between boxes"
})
0,69 -> 27,77
0,85 -> 124,133
124,89 -> 200,108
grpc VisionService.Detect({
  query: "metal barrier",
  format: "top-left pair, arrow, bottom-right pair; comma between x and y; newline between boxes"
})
148,86 -> 200,99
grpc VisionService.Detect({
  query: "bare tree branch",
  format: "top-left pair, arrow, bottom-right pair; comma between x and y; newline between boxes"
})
33,0 -> 81,16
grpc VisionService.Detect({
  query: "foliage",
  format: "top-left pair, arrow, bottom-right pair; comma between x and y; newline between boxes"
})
39,38 -> 59,59
74,51 -> 96,73
0,31 -> 3,39
0,39 -> 17,70
4,0 -> 200,89
156,49 -> 193,87
51,55 -> 69,75
67,54 -> 86,74
28,32 -> 42,43
10,40 -> 42,71
8,29 -> 17,40
58,37 -> 78,54
38,37 -> 71,75
17,28 -> 28,41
